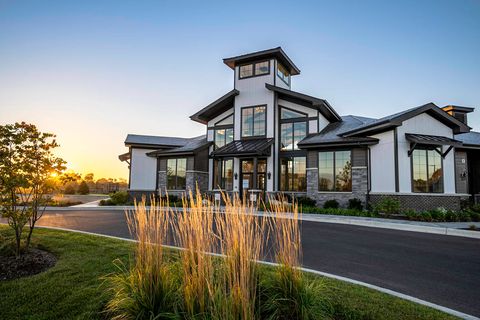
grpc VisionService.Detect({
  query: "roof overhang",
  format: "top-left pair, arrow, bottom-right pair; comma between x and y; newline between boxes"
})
405,133 -> 463,147
118,152 -> 130,162
265,84 -> 341,122
190,89 -> 239,124
211,139 -> 274,158
298,138 -> 379,149
223,47 -> 300,75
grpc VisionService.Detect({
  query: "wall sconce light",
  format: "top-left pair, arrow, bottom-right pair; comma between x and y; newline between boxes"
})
234,173 -> 238,180
267,171 -> 271,180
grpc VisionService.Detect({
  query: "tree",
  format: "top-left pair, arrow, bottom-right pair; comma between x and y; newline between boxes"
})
64,184 -> 76,195
84,173 -> 94,182
77,180 -> 90,195
0,122 -> 66,255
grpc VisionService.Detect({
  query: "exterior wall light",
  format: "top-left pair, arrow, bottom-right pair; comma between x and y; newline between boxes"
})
267,171 -> 271,179
234,173 -> 238,180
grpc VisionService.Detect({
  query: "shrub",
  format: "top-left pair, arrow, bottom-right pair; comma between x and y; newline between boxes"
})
404,210 -> 418,221
347,198 -> 363,211
296,196 -> 317,207
470,204 -> 480,213
110,191 -> 129,205
323,200 -> 339,209
429,208 -> 446,221
445,211 -> 458,222
77,181 -> 89,195
64,184 -> 76,195
374,197 -> 400,216
470,211 -> 480,222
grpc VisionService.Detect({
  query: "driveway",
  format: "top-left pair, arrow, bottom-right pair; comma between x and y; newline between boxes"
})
5,209 -> 480,317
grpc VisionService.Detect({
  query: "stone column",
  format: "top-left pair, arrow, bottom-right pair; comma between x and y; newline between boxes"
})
351,167 -> 368,204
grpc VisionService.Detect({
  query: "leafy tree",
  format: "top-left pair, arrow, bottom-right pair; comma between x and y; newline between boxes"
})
64,184 -> 77,194
84,173 -> 94,182
0,122 -> 66,255
78,180 -> 90,195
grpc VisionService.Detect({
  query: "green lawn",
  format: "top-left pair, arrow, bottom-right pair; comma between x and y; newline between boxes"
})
0,226 -> 458,320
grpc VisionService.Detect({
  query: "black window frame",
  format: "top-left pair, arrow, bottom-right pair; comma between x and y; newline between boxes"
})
277,62 -> 291,85
318,150 -> 352,192
411,146 -> 444,194
279,106 -> 308,151
238,60 -> 271,80
279,156 -> 307,192
240,105 -> 267,139
166,158 -> 187,190
213,158 -> 234,190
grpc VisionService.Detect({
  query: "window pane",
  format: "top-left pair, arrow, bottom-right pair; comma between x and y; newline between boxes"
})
293,122 -> 307,150
242,108 -> 253,137
225,128 -> 234,145
293,157 -> 306,192
257,159 -> 267,173
427,150 -> 443,193
242,160 -> 253,173
215,129 -> 225,149
239,64 -> 253,78
253,106 -> 266,136
335,151 -> 351,191
412,150 -> 427,192
224,159 -> 233,190
255,61 -> 269,75
176,158 -> 186,190
280,158 -> 288,191
281,123 -> 293,151
215,114 -> 234,126
277,63 -> 290,84
281,108 -> 305,119
167,159 -> 177,190
318,152 -> 334,191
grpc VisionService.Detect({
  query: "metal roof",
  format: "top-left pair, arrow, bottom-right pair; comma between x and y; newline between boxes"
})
405,133 -> 463,147
147,135 -> 209,157
298,115 -> 379,148
190,90 -> 239,124
223,47 -> 301,75
341,103 -> 471,137
211,138 -> 274,157
124,134 -> 190,147
455,131 -> 480,148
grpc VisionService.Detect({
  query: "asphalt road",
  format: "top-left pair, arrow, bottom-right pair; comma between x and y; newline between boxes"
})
11,209 -> 480,317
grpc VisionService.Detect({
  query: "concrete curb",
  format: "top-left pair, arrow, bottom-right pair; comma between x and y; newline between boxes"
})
33,225 -> 480,320
42,206 -> 480,240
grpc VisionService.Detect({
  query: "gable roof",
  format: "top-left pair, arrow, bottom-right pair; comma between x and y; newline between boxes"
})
298,115 -> 379,148
341,103 -> 471,137
124,134 -> 190,148
455,131 -> 480,149
265,84 -> 342,122
190,89 -> 239,124
223,47 -> 300,75
147,135 -> 210,157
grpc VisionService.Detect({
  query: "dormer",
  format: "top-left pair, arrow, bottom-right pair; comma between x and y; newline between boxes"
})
223,47 -> 301,90
442,105 -> 474,126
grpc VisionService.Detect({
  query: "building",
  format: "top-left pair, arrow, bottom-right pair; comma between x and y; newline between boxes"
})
120,47 -> 480,210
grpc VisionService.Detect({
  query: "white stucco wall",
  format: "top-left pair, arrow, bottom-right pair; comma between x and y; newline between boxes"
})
370,131 -> 396,192
396,113 -> 456,193
129,148 -> 157,191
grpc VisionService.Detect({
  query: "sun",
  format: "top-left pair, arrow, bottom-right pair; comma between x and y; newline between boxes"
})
50,172 -> 58,178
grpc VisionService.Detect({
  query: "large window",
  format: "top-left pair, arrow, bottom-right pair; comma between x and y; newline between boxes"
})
280,107 -> 307,151
318,151 -> 352,192
412,148 -> 443,193
241,106 -> 266,137
280,157 -> 306,192
213,159 -> 233,190
214,128 -> 233,149
277,63 -> 290,85
167,158 -> 186,190
239,60 -> 270,79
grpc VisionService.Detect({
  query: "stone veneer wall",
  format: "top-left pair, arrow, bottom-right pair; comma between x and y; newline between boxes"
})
368,194 -> 469,211
306,167 -> 368,208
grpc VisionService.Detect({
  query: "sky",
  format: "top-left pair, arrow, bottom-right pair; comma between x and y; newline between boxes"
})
0,0 -> 479,180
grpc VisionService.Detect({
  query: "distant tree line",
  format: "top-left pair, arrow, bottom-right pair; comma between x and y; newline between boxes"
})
61,173 -> 127,195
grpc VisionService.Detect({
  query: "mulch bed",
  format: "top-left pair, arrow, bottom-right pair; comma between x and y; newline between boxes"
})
0,248 -> 57,281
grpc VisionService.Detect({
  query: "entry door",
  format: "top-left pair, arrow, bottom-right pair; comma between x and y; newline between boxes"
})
241,159 -> 254,196
240,158 -> 267,196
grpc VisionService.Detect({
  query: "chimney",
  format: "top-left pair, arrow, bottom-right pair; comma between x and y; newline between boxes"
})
442,105 -> 474,125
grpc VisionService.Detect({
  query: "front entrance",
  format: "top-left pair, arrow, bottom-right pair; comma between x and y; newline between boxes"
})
240,158 -> 266,197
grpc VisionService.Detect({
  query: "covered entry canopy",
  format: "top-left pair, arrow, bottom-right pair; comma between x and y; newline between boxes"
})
211,138 -> 274,158
405,133 -> 463,158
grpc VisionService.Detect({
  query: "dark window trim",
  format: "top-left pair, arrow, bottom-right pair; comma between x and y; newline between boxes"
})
279,155 -> 307,192
318,150 -> 353,192
238,60 -> 271,80
240,105 -> 267,139
213,127 -> 234,150
410,145 -> 444,194
167,158 -> 187,190
213,158 -> 234,190
277,62 -> 291,86
214,113 -> 234,126
279,106 -> 308,152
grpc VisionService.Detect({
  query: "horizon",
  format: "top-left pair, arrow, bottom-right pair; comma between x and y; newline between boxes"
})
1,0 -> 479,179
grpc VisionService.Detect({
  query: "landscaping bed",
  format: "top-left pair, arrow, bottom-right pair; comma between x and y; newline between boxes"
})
0,225 -> 458,320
